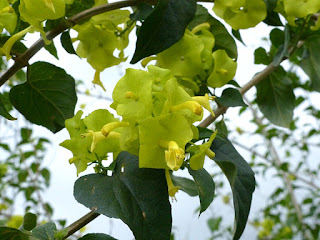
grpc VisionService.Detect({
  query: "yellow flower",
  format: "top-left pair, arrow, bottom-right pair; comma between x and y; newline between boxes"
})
165,169 -> 180,200
160,140 -> 185,171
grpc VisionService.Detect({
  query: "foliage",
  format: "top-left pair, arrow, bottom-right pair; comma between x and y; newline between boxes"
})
0,0 -> 320,240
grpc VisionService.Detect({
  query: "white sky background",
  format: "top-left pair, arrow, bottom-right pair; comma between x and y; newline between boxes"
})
4,2 -> 320,240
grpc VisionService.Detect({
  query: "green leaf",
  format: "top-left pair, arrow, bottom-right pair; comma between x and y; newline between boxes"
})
79,233 -> 118,240
300,35 -> 320,92
41,168 -> 50,187
44,42 -> 59,60
231,29 -> 245,46
22,212 -> 37,231
65,0 -> 95,17
256,66 -> 295,127
188,5 -> 237,58
9,61 -> 77,133
272,26 -> 290,66
130,2 -> 153,21
131,0 -> 197,63
0,227 -> 29,240
216,88 -> 247,107
32,222 -> 57,240
171,175 -> 198,196
74,151 -> 172,240
215,119 -> 228,137
196,127 -> 214,140
60,31 -> 77,55
254,47 -> 271,65
188,167 -> 215,215
262,0 -> 283,26
0,93 -> 16,120
210,135 -> 255,240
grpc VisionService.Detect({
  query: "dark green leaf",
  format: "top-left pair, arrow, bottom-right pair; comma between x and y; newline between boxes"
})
32,222 -> 57,240
210,135 -> 255,240
227,80 -> 240,88
188,167 -> 215,215
171,175 -> 198,196
216,88 -> 247,107
20,128 -> 32,142
22,212 -> 37,231
79,233 -> 118,240
65,0 -> 95,17
9,61 -> 77,133
0,227 -> 29,240
254,47 -> 271,65
231,29 -> 245,46
60,31 -> 77,55
300,35 -> 320,92
130,2 -> 154,21
0,93 -> 16,120
131,0 -> 197,63
256,66 -> 295,127
262,0 -> 283,26
74,151 -> 172,240
44,18 -> 66,32
273,26 -> 290,66
216,119 -> 228,137
188,5 -> 237,58
196,127 -> 214,140
270,28 -> 284,48
44,42 -> 59,60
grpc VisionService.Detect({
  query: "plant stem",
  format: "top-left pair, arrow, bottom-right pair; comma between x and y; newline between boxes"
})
63,208 -> 100,239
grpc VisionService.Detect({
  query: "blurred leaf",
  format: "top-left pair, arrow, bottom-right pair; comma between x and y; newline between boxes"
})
65,0 -> 95,17
22,212 -> 37,231
254,47 -> 271,65
211,135 -> 255,240
20,128 -> 32,142
171,175 -> 198,196
270,28 -> 284,48
32,222 -> 57,240
0,227 -> 29,240
9,62 -> 77,133
131,0 -> 197,63
188,5 -> 237,58
74,151 -> 172,240
216,119 -> 228,137
188,167 -> 215,215
0,93 -> 16,120
262,0 -> 283,26
256,66 -> 295,127
207,216 -> 222,232
273,26 -> 290,66
41,169 -> 51,187
79,233 -> 118,240
61,31 -> 77,55
300,35 -> 320,92
216,88 -> 247,107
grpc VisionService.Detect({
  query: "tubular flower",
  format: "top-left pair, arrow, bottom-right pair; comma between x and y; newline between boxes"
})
170,101 -> 203,116
192,94 -> 215,117
101,121 -> 129,137
81,130 -> 120,152
160,140 -> 185,171
165,169 -> 180,199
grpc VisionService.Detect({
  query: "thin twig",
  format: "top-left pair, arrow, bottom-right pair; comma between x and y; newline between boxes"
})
0,0 -> 139,87
63,208 -> 100,239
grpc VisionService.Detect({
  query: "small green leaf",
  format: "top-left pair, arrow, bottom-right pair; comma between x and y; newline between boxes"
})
65,0 -> 95,17
231,29 -> 245,46
131,0 -> 197,63
262,0 -> 283,26
32,222 -> 57,240
188,5 -> 237,58
188,167 -> 215,215
270,28 -> 285,48
196,127 -> 214,140
79,233 -> 118,240
210,135 -> 255,240
300,35 -> 320,92
272,26 -> 290,66
0,227 -> 29,240
254,47 -> 271,65
216,88 -> 247,107
0,94 -> 16,120
41,169 -> 50,187
22,212 -> 37,231
74,151 -> 172,240
215,119 -> 228,137
9,62 -> 77,133
61,31 -> 77,55
171,175 -> 198,196
256,66 -> 295,127
44,42 -> 59,60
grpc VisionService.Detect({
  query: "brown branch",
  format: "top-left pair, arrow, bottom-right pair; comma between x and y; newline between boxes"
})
0,0 -> 139,87
63,208 -> 100,239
